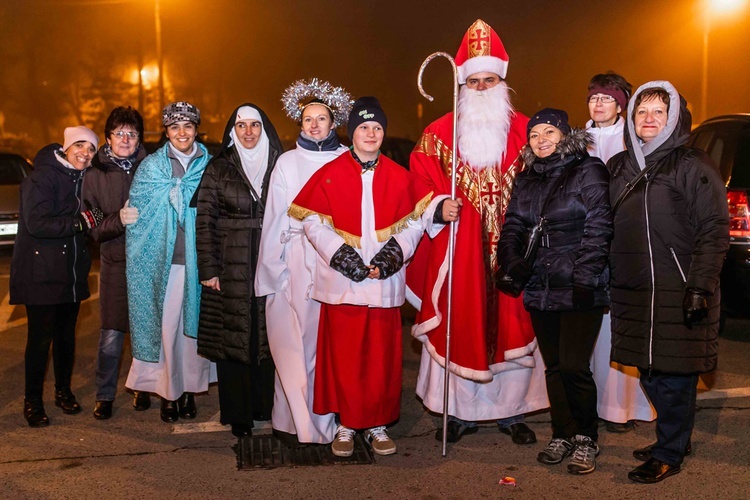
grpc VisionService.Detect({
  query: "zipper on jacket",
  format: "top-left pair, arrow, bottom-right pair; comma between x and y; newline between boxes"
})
670,246 -> 687,283
72,174 -> 82,303
644,175 -> 655,370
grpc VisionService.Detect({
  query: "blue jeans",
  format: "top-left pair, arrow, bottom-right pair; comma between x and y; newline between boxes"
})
95,329 -> 125,401
640,370 -> 699,466
449,414 -> 525,429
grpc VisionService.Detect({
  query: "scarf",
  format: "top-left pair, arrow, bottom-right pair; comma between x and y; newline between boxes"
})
350,146 -> 380,172
169,142 -> 198,171
297,129 -> 341,152
104,144 -> 140,171
229,106 -> 269,194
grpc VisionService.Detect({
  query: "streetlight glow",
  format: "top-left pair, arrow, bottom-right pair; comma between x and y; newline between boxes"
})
711,0 -> 745,14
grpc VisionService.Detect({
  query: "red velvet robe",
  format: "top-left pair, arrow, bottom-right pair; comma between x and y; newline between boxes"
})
406,111 -> 537,382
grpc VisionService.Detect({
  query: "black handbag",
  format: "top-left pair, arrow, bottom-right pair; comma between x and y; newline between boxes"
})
495,165 -> 574,297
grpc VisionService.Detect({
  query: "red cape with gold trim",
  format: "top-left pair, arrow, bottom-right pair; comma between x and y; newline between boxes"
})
289,151 -> 432,246
406,111 -> 537,382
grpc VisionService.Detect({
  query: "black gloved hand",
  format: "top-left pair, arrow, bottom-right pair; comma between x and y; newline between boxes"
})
79,206 -> 104,232
572,284 -> 596,311
507,260 -> 533,283
369,237 -> 404,280
683,287 -> 710,329
330,244 -> 370,283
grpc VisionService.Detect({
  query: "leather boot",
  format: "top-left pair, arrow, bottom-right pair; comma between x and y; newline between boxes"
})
177,393 -> 197,419
54,388 -> 82,414
24,398 -> 50,428
133,391 -> 151,411
93,401 -> 113,420
160,398 -> 179,423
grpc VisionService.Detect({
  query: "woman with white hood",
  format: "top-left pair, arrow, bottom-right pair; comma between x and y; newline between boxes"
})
196,103 -> 283,437
255,79 -> 352,447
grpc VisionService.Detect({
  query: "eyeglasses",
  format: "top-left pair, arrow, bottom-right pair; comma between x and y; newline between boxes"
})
588,95 -> 617,104
111,131 -> 139,138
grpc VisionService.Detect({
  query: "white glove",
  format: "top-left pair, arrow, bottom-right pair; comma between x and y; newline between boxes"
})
120,199 -> 139,225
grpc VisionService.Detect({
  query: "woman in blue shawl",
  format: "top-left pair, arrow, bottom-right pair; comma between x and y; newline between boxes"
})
125,102 -> 215,423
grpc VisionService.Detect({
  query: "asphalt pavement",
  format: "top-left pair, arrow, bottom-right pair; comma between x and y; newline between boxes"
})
0,250 -> 749,499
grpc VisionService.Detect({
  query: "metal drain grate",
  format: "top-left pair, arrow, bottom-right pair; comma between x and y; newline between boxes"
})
235,434 -> 374,469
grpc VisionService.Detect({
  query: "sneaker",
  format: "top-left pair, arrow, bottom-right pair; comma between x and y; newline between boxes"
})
537,438 -> 575,465
331,425 -> 356,457
365,426 -> 397,456
567,435 -> 600,475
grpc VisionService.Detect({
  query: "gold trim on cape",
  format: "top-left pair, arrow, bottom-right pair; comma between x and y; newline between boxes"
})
375,192 -> 433,242
287,203 -> 362,248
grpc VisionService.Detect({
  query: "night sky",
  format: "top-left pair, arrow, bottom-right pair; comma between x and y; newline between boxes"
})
0,0 -> 748,154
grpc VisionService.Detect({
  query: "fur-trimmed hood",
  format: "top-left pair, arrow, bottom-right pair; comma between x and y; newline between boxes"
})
522,127 -> 593,171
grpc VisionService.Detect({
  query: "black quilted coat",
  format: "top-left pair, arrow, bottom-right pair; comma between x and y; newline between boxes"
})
497,128 -> 613,312
608,82 -> 729,374
195,104 -> 282,364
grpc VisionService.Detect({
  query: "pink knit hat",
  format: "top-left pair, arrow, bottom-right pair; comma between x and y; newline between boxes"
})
63,126 -> 99,151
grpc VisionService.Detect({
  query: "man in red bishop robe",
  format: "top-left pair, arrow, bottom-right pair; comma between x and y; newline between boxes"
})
407,19 -> 549,444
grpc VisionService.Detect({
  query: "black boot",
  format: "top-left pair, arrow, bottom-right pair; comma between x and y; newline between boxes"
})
54,388 -> 82,414
93,401 -> 113,420
133,391 -> 151,411
24,398 -> 50,428
177,393 -> 197,419
160,398 -> 179,423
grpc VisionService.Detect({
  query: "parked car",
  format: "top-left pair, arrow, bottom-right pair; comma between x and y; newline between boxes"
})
0,153 -> 33,245
686,114 -> 750,319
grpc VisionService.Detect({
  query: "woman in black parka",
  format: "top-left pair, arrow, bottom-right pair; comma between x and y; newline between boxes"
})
11,126 -> 103,427
195,103 -> 282,437
608,82 -> 729,484
497,109 -> 612,476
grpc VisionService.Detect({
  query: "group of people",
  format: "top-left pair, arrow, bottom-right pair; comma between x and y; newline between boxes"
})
11,18 -> 728,486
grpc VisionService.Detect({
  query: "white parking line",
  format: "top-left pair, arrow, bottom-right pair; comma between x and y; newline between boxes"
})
697,386 -> 750,400
171,411 -> 272,434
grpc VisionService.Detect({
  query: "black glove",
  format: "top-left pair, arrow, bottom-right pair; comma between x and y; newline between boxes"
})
369,238 -> 404,280
507,260 -> 533,283
433,198 -> 448,224
683,287 -> 710,329
79,207 -> 104,232
330,244 -> 370,283
572,284 -> 596,311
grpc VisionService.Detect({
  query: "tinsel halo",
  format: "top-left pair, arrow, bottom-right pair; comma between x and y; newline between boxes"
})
282,78 -> 354,126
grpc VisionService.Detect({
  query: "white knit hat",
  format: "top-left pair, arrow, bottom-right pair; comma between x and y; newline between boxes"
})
63,126 -> 99,151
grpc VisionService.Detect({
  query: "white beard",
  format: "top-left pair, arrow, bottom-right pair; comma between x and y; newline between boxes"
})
457,82 -> 514,169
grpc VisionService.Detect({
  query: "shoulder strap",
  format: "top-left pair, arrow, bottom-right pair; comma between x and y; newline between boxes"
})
611,160 -> 661,213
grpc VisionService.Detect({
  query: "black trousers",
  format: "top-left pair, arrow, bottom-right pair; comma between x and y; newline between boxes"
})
24,303 -> 81,400
215,358 -> 274,427
530,308 -> 603,441
640,370 -> 698,466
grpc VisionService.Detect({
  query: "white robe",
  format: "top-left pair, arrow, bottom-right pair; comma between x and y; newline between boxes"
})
126,264 -> 216,401
586,118 -> 656,423
255,145 -> 346,444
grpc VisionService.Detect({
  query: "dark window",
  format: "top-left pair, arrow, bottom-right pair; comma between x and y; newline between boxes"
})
0,155 -> 32,185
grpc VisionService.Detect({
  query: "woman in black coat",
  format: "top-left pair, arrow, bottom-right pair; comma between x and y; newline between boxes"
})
82,107 -> 148,420
196,103 -> 282,437
608,82 -> 729,484
497,109 -> 612,475
11,126 -> 103,427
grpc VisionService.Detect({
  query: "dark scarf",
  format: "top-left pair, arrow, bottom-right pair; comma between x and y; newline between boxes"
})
350,146 -> 380,172
104,144 -> 141,171
297,129 -> 341,152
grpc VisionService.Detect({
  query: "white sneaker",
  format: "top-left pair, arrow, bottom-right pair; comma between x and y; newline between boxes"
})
365,426 -> 396,456
331,425 -> 355,457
